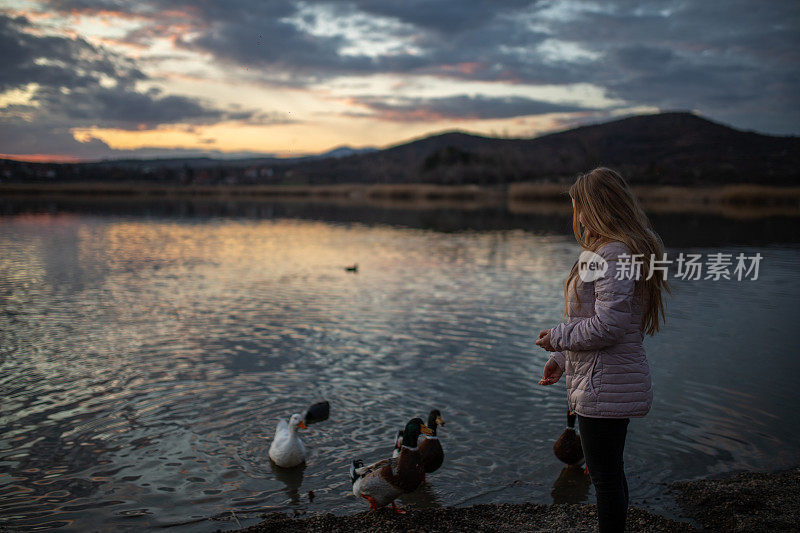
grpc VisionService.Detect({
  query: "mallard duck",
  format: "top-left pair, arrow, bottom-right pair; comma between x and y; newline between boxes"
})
553,410 -> 585,472
419,409 -> 445,474
269,413 -> 307,468
350,418 -> 432,512
391,429 -> 404,458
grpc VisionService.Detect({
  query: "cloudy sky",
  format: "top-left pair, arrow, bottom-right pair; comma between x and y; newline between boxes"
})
1,0 -> 798,161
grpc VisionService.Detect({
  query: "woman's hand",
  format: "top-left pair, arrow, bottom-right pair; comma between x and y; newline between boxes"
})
537,329 -> 562,385
538,357 -> 563,386
535,329 -> 556,351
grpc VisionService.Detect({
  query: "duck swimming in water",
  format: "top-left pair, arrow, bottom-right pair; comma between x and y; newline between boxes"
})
350,417 -> 432,512
269,413 -> 307,468
303,400 -> 330,425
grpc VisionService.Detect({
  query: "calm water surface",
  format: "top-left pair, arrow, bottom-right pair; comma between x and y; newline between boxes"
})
1,200 -> 799,531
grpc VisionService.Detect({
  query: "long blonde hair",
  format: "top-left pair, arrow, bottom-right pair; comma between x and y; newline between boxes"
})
564,167 -> 670,336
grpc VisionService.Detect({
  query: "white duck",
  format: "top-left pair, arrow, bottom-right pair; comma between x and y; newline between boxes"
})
268,413 -> 307,468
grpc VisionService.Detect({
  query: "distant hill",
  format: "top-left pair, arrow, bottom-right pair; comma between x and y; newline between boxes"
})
2,112 -> 798,186
315,145 -> 379,159
286,112 -> 800,186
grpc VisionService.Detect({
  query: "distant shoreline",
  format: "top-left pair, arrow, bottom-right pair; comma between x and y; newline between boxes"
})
2,182 -> 798,218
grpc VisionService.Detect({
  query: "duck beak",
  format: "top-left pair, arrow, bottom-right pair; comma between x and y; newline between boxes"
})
420,424 -> 433,436
436,415 -> 445,427
298,421 -> 307,429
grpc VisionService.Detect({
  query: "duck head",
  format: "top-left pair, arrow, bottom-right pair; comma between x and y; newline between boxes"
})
566,410 -> 576,430
427,409 -> 445,436
289,413 -> 307,431
402,417 -> 432,448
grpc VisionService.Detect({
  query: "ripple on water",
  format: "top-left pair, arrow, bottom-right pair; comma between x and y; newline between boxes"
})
1,215 -> 799,530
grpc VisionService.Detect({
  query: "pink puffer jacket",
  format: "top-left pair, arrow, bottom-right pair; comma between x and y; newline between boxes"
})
548,241 -> 653,418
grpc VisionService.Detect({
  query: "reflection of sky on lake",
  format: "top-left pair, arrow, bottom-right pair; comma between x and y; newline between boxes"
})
1,210 -> 798,530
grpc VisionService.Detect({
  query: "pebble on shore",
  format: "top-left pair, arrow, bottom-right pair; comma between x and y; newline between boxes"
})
241,503 -> 694,533
237,466 -> 799,533
671,466 -> 800,532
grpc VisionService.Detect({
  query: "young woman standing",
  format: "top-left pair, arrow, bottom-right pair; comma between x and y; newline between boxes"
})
536,167 -> 669,533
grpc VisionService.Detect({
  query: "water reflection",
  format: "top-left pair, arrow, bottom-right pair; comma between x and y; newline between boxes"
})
0,203 -> 798,531
269,462 -> 306,506
2,196 -> 799,246
399,482 -> 442,509
551,466 -> 591,504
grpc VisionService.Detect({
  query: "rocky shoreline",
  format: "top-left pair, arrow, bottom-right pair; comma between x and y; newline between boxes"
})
670,466 -> 799,532
238,466 -> 799,532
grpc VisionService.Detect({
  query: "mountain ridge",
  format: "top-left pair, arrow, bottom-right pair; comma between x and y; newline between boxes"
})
279,111 -> 800,186
2,111 -> 798,186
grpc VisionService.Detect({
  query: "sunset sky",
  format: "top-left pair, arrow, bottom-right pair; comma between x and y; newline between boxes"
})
1,0 -> 798,162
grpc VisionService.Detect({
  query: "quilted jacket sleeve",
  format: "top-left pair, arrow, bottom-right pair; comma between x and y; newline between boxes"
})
549,243 -> 636,352
549,351 -> 566,371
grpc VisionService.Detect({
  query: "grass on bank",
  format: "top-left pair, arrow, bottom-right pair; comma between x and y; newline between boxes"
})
1,182 -> 798,216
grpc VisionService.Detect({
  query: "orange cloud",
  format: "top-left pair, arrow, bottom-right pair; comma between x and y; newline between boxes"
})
0,153 -> 84,163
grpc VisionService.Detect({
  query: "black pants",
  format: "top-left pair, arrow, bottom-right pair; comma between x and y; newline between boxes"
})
577,414 -> 630,533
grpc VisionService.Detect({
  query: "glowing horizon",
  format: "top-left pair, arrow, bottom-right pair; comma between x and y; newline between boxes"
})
1,1 -> 797,162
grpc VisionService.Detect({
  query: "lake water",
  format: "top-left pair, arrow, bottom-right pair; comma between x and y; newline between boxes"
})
1,198 -> 799,531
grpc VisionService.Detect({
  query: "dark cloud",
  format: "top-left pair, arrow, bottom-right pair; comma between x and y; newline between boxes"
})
0,13 -> 289,136
537,0 -> 800,133
37,1 -> 556,83
0,119 -> 113,158
2,0 -> 799,160
348,94 -> 592,121
352,0 -> 536,35
27,85 -> 227,127
181,1 -> 436,84
608,46 -> 764,105
0,14 -> 143,93
87,0 -> 794,133
226,2 -> 558,84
